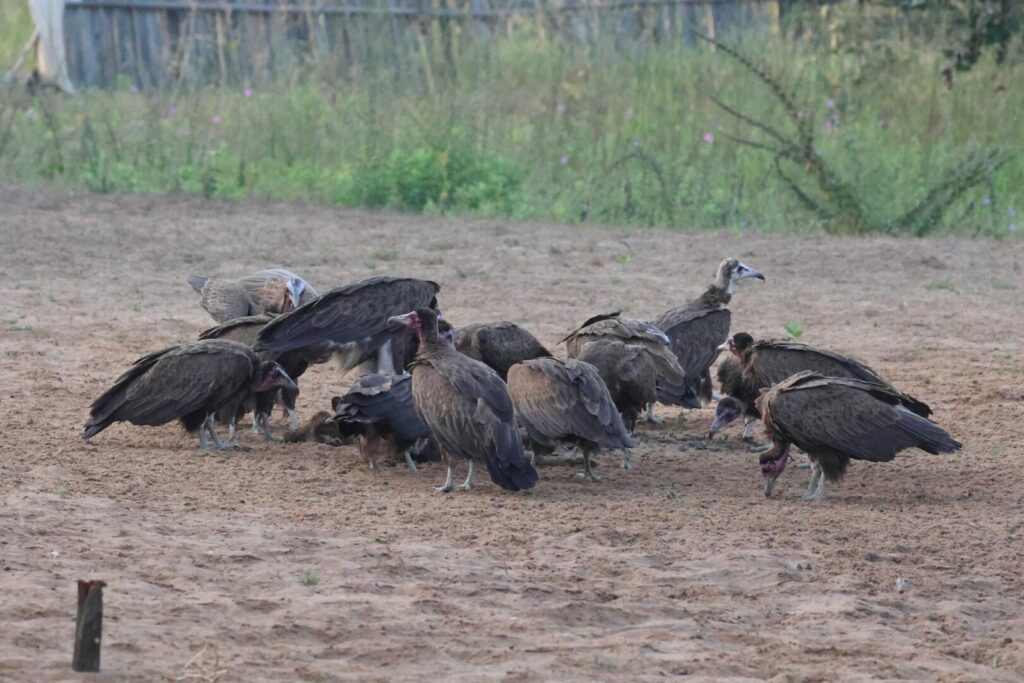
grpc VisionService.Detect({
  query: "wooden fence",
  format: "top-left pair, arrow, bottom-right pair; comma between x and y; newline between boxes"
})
63,0 -> 794,89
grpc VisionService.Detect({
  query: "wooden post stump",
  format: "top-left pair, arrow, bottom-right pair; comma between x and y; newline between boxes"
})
72,580 -> 106,672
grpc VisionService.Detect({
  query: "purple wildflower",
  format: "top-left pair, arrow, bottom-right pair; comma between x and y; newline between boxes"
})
211,115 -> 221,125
703,132 -> 714,144
556,101 -> 566,115
168,106 -> 178,117
244,87 -> 253,98
25,107 -> 36,119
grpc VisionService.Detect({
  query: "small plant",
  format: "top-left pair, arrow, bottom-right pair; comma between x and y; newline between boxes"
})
301,568 -> 320,586
665,486 -> 682,501
783,322 -> 804,338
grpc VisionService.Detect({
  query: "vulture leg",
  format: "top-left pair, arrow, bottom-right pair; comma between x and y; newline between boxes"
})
287,407 -> 300,431
403,450 -> 419,472
620,450 -> 632,470
260,413 -> 275,442
198,427 -> 209,450
579,449 -> 602,482
456,461 -> 476,491
644,403 -> 663,424
741,417 -> 757,442
250,417 -> 262,434
434,464 -> 455,493
802,465 -> 827,502
227,417 -> 239,447
204,415 -> 228,450
711,389 -> 725,402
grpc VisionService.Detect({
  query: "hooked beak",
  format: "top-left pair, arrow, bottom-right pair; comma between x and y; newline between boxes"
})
742,268 -> 766,282
763,476 -> 777,498
387,313 -> 415,330
278,373 -> 299,394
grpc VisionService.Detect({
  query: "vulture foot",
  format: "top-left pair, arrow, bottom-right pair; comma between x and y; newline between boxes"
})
456,461 -> 476,490
643,404 -> 664,424
620,452 -> 633,470
576,470 -> 603,482
434,465 -> 455,493
287,409 -> 300,431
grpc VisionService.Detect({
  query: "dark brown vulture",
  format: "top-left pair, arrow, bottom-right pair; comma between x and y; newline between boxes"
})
282,411 -> 344,445
756,371 -> 962,500
455,321 -> 551,380
707,356 -> 762,441
256,276 -> 440,376
575,339 -> 656,469
508,356 -> 635,481
327,373 -> 432,471
652,258 -> 764,405
390,307 -> 538,493
710,332 -> 932,441
83,340 -> 297,450
187,277 -> 264,323
561,312 -> 694,421
198,315 -> 330,441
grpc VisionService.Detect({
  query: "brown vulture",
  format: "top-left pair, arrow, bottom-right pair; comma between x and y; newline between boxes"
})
508,356 -> 635,481
238,268 -> 319,313
561,312 -> 695,421
756,371 -> 962,500
575,339 -> 656,469
187,277 -> 264,323
652,258 -> 764,405
707,355 -> 762,442
455,321 -> 551,380
327,373 -> 433,472
256,276 -> 440,375
197,315 -> 330,441
83,339 -> 297,450
710,332 -> 932,442
390,308 -> 539,493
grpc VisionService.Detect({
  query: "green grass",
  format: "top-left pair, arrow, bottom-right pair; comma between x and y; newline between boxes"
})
0,10 -> 1021,236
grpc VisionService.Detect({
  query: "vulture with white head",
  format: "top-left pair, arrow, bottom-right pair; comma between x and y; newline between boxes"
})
652,258 -> 764,405
756,371 -> 961,501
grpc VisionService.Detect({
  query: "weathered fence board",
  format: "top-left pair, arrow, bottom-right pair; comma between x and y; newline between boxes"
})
63,0 -> 792,88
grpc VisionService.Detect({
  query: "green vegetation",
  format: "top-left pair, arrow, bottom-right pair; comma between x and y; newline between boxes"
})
0,5 -> 1021,236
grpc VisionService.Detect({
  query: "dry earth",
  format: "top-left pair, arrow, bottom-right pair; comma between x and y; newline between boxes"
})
1,186 -> 1023,681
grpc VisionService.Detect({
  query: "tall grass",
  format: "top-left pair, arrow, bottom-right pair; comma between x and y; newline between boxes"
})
0,8 -> 1020,236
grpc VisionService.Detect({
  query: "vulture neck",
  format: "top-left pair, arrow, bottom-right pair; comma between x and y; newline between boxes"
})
415,326 -> 444,357
699,275 -> 733,309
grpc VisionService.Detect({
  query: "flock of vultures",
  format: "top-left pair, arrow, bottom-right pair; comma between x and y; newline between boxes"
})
83,259 -> 963,501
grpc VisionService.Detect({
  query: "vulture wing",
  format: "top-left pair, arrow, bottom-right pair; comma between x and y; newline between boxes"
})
329,374 -> 429,442
198,315 -> 275,346
653,307 -> 731,388
509,358 -> 635,451
255,276 -> 440,355
188,277 -> 264,323
412,354 -> 537,491
84,345 -> 180,438
765,373 -> 960,462
749,341 -> 932,417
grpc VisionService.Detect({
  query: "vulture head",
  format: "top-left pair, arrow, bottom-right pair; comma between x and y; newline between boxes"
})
706,396 -> 744,440
730,332 -> 755,357
389,307 -> 442,344
759,443 -> 791,498
255,361 -> 299,394
282,277 -> 309,313
437,319 -> 455,348
716,258 -> 765,294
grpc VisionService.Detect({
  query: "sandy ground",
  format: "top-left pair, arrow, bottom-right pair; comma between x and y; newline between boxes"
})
1,185 -> 1022,681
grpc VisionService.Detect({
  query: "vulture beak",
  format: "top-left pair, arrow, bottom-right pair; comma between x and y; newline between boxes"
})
736,262 -> 766,282
387,313 -> 416,330
763,477 -> 777,498
287,280 -> 303,309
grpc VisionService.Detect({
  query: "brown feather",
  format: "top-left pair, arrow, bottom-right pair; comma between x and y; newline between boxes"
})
455,321 -> 551,380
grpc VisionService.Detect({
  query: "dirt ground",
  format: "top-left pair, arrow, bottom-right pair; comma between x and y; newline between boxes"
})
1,185 -> 1022,682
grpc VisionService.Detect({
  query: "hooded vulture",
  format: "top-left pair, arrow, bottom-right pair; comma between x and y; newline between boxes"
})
256,276 -> 440,375
187,276 -> 264,323
327,373 -> 433,472
508,356 -> 635,481
455,321 -> 551,380
652,258 -> 764,405
710,332 -> 932,441
561,312 -> 694,421
575,339 -> 657,469
83,340 -> 297,450
198,315 -> 330,440
390,307 -> 539,493
238,268 -> 319,314
707,356 -> 763,442
756,371 -> 962,500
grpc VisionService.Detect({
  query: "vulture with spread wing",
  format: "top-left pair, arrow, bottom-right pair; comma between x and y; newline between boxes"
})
256,276 -> 440,375
652,258 -> 764,405
508,356 -> 635,481
391,308 -> 538,493
455,321 -> 551,380
561,312 -> 694,421
756,372 -> 961,500
83,340 -> 297,449
328,373 -> 432,471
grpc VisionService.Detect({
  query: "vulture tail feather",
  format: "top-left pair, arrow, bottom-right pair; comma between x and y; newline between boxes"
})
187,275 -> 208,293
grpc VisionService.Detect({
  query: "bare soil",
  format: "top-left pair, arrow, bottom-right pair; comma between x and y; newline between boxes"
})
1,186 -> 1023,681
